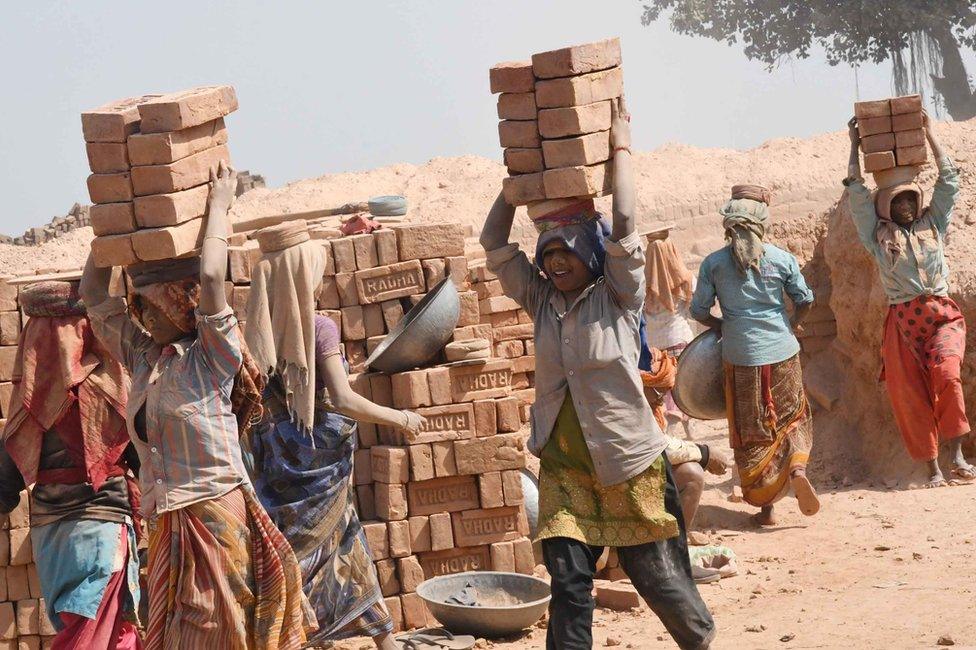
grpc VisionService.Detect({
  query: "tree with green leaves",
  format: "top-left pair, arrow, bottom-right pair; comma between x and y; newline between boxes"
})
640,1 -> 976,120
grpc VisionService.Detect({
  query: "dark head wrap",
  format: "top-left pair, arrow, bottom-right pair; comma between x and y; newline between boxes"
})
534,216 -> 612,280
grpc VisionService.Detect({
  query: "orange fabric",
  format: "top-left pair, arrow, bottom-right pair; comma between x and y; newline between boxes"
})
639,348 -> 677,429
2,315 -> 128,491
881,301 -> 970,461
645,239 -> 693,313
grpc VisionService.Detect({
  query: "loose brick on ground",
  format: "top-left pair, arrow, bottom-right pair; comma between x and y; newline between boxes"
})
532,38 -> 621,79
130,218 -> 205,262
137,85 -> 238,133
407,475 -> 479,516
535,66 -> 623,108
134,183 -> 210,228
127,117 -> 228,165
489,61 -> 534,94
130,144 -> 231,196
595,583 -> 641,611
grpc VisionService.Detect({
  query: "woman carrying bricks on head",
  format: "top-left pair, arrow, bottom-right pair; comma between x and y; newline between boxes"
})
845,111 -> 974,488
481,97 -> 715,650
0,280 -> 141,649
242,220 -> 425,650
80,162 -> 310,649
690,184 -> 819,526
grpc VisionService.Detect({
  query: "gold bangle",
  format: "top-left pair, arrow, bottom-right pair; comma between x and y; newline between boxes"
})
204,236 -> 228,243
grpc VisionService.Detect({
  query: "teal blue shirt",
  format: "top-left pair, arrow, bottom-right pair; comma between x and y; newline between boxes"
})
690,244 -> 813,367
846,156 -> 959,305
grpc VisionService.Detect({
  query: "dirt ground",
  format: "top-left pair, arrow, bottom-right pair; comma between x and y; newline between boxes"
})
338,420 -> 976,650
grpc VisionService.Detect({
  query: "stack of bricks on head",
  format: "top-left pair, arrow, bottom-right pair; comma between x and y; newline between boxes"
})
855,94 -> 928,187
230,222 -> 538,632
84,85 -> 237,267
492,38 -> 622,218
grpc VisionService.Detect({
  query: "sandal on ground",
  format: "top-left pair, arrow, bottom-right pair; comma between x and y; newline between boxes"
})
950,464 -> 976,482
395,628 -> 477,650
791,473 -> 821,516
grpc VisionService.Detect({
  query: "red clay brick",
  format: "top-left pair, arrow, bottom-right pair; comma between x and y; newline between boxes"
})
406,476 -> 479,516
399,557 -> 427,594
536,66 -> 623,108
0,348 -> 17,383
392,370 -> 432,409
0,530 -> 7,566
487,311 -> 519,328
362,522 -> 389,559
494,397 -> 521,432
479,296 -> 521,314
502,470 -> 524,505
408,444 -> 435,481
863,151 -> 896,173
339,305 -> 365,341
87,172 -> 133,204
446,257 -> 468,289
457,291 -> 480,327
413,404 -> 477,443
316,276 -> 340,310
375,483 -> 409,521
354,449 -> 372,485
543,130 -> 611,168
513,538 -> 535,574
357,485 -> 376,520
454,433 -> 525,475
373,229 -> 399,266
891,112 -> 923,132
431,441 -> 457,477
449,360 -> 514,402
479,471 -> 505,508
495,340 -> 525,359
452,324 -> 494,343
356,261 -> 425,304
329,238 -> 357,273
81,94 -> 160,143
133,183 -> 210,228
498,120 -> 540,149
130,144 -> 231,196
15,598 -> 39,636
130,218 -> 205,262
422,258 -> 447,289
371,446 -> 410,484
502,172 -> 546,206
0,602 -> 11,639
426,368 -> 451,406
394,224 -> 465,261
86,142 -> 130,174
857,115 -> 893,137
5,566 -> 29,601
543,161 -> 613,199
538,101 -> 612,139
532,38 -> 621,79
335,272 -> 359,307
369,374 -> 394,407
497,92 -> 537,120
90,203 -> 136,236
380,299 -> 405,330
595,583 -> 641,611
137,85 -> 238,133
127,117 -> 227,165
473,400 -> 498,438
451,506 -> 524,546
897,145 -> 927,166
854,99 -> 891,119
6,492 -> 27,529
0,280 -> 16,312
384,595 -> 404,632
490,541 -> 516,573
418,545 -> 490,579
408,516 -> 432,553
350,233 -> 379,270
375,559 -> 400,596
428,512 -> 454,551
400,592 -> 430,630
894,129 -> 925,148
859,132 -> 895,155
890,94 -> 922,115
489,61 -> 534,94
388,519 -> 412,558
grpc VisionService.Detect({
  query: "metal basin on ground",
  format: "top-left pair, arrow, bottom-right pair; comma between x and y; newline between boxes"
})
672,329 -> 726,420
417,571 -> 551,638
365,277 -> 460,374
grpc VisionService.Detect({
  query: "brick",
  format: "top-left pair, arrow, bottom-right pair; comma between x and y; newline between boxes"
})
340,305 -> 365,341
355,261 -> 425,304
489,61 -> 534,94
502,470 -> 524,505
470,265 -> 496,283
133,183 -> 210,228
473,400 -> 498,438
536,66 -> 623,109
538,101 -> 612,139
423,368 -> 449,406
130,218 -> 204,262
498,120 -> 540,149
897,145 -> 927,166
329,238 -> 357,273
472,280 -> 504,300
371,446 -> 410,484
891,111 -> 923,131
130,144 -> 231,196
357,485 -> 376,520
89,202 -> 134,237
0,530 -> 7,566
413,403 -> 477,443
388,519 -> 412,558
398,555 -> 426,593
452,324 -> 493,342
490,541 -> 516,573
392,370 -> 431,408
859,132 -> 895,155
479,296 -> 521,314
891,94 -> 922,115
496,92 -> 537,121
353,449 -> 372,485
853,99 -> 891,119
408,517 -> 432,553
446,257 -> 468,289
512,356 -> 535,375
454,433 -> 525,475
15,599 -> 38,635
231,285 -> 249,321
336,272 -> 359,306
316,276 -> 340,309
373,229 -> 399,265
542,130 -> 611,169
408,444 -> 435,481
543,161 -> 613,199
81,94 -> 160,143
350,233 -> 378,270
86,142 -> 130,174
458,291 -> 480,327
8,529 -> 30,565
487,311 -> 519,328
375,558 -> 400,596
6,566 -> 29,601
346,341 -> 367,373
422,258 -> 447,289
895,128 -> 925,148
532,38 -> 621,79
431,441 -> 457,477
0,280 -> 16,312
863,151 -> 895,173
407,476 -> 479,516
6,493 -> 26,529
362,522 -> 389,559
429,512 -> 454,550
0,602 -> 11,640
229,245 -> 254,283
369,374 -> 394,407
127,117 -> 228,165
384,595 -> 404,632
513,537 -> 535,574
493,323 -> 533,342
449,360 -> 514,402
394,224 -> 465,261
381,299 -> 405,330
857,115 -> 892,137
451,506 -> 525,546
36,598 -> 53,635
87,172 -> 133,204
0,348 -> 16,382
419,545 -> 490,579
137,85 -> 238,133
495,340 -> 525,358
595,583 -> 641,611
19,636 -> 41,650
479,471 -> 505,508
501,172 -> 545,206
366,334 -> 386,356
0,384 -> 11,419
524,338 -> 535,352
375,483 -> 409,521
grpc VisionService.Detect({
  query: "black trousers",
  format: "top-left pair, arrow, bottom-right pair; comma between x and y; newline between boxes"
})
542,457 -> 715,650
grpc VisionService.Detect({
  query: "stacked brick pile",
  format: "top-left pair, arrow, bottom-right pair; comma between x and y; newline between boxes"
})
491,38 -> 623,216
855,94 -> 927,185
84,86 -> 237,267
7,204 -> 91,247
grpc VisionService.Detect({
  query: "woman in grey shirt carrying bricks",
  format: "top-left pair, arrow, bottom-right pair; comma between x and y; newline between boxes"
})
480,98 -> 715,650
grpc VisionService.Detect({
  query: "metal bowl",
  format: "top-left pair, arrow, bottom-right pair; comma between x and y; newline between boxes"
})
672,329 -> 727,420
417,571 -> 551,638
365,277 -> 460,374
520,470 -> 540,537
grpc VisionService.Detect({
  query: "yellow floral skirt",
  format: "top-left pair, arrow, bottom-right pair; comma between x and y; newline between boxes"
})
535,395 -> 678,547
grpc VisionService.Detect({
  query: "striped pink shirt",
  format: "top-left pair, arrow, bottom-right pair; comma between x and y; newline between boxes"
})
88,298 -> 248,519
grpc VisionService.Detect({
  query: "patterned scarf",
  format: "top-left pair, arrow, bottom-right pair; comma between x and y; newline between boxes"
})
873,182 -> 925,264
720,198 -> 769,274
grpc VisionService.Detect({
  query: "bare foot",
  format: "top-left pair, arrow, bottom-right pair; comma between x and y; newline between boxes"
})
791,472 -> 821,516
752,506 -> 776,527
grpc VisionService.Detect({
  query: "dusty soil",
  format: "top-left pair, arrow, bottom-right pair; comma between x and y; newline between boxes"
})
338,421 -> 976,650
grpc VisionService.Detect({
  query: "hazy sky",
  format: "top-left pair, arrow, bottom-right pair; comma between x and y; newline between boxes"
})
2,1 -> 973,236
